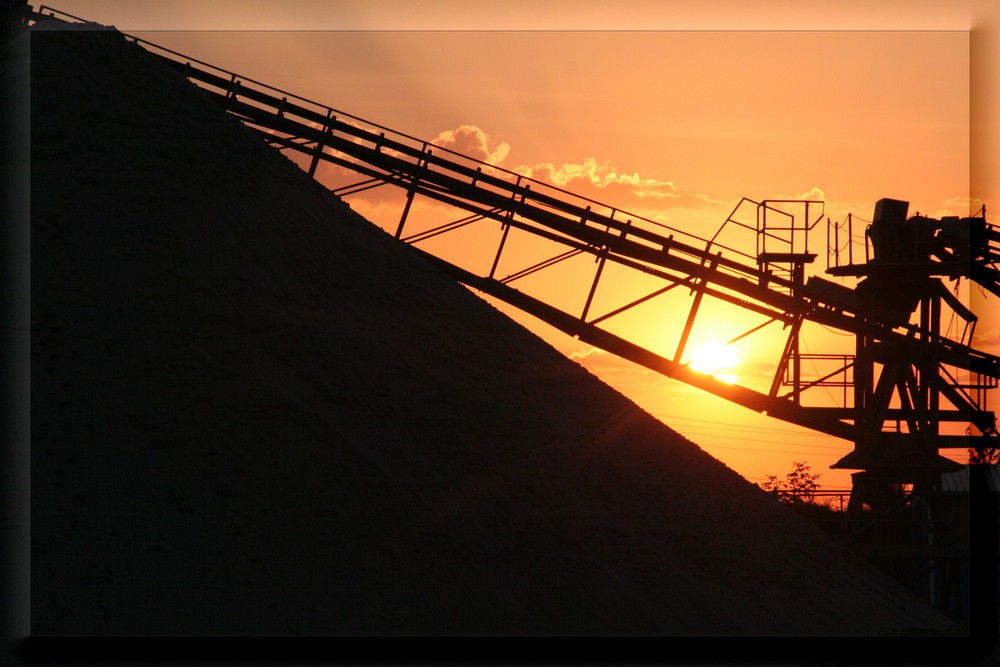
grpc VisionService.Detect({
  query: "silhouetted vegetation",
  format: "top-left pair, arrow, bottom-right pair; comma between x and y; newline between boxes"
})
967,446 -> 1000,465
759,461 -> 844,533
759,461 -> 820,504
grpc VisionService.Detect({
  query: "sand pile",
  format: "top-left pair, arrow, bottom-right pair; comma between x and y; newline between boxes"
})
29,23 -> 954,636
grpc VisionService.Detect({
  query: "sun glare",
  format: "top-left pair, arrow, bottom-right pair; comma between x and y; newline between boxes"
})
689,341 -> 739,384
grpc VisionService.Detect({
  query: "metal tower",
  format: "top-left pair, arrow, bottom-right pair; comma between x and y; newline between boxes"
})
27,5 -> 1000,609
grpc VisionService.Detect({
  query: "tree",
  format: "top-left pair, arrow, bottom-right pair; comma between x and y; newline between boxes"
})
966,424 -> 1000,464
759,461 -> 821,504
968,446 -> 1000,465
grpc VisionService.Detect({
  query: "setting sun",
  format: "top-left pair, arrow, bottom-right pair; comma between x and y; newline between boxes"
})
25,2 -> 996,640
689,341 -> 739,384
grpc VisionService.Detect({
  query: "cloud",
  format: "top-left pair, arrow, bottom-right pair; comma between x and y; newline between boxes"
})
302,122 -> 730,238
793,186 -> 826,202
973,328 -> 1000,349
568,346 -> 608,361
513,157 -> 678,198
934,196 -> 988,218
762,186 -> 827,203
303,119 -> 726,213
432,125 -> 510,166
569,346 -> 667,386
736,360 -> 778,379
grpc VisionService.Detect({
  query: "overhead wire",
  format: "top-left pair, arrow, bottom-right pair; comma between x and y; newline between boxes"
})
654,418 -> 847,448
685,436 -> 847,456
651,412 -> 837,437
800,331 -> 840,406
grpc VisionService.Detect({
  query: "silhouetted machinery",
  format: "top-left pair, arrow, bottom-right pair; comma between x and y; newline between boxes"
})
24,5 -> 998,611
138,20 -> 1000,604
840,199 -> 1000,321
865,198 -> 999,292
819,199 -> 999,607
826,199 -> 998,474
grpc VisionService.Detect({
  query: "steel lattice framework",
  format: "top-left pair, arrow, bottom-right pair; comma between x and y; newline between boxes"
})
27,4 -> 1000,606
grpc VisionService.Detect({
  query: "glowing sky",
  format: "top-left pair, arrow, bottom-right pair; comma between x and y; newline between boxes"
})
41,0 -> 1000,492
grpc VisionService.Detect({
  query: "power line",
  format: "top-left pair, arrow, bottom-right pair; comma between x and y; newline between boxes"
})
675,427 -> 848,451
801,332 -> 840,406
694,440 -> 845,457
654,413 -> 831,439
651,412 -> 847,443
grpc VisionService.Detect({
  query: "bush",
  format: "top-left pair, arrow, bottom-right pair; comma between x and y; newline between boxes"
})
759,461 -> 820,504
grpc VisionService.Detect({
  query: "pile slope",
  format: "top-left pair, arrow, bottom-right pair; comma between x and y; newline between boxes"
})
30,24 -> 953,636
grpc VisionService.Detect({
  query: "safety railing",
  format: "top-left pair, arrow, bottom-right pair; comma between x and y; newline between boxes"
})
125,38 -> 793,302
782,354 -> 855,407
756,199 -> 825,261
54,18 -> 759,275
826,212 -> 872,272
27,4 -> 1000,444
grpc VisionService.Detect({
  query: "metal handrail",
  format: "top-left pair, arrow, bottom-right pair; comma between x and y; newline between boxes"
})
33,4 -> 759,267
32,9 -> 999,376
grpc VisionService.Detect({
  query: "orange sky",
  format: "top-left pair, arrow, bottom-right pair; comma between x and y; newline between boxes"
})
44,0 -> 1000,493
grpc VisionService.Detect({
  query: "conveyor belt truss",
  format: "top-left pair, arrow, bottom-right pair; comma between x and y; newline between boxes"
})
27,5 -> 1000,469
